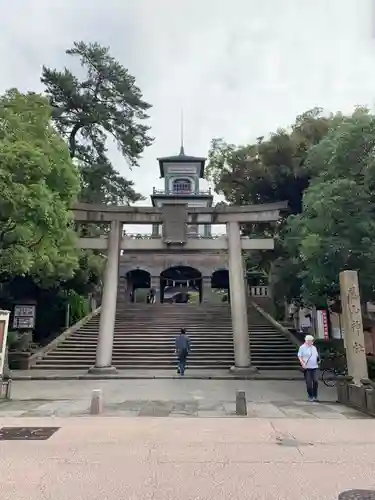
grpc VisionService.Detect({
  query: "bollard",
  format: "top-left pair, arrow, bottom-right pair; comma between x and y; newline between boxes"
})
5,379 -> 12,400
90,389 -> 103,415
236,390 -> 247,416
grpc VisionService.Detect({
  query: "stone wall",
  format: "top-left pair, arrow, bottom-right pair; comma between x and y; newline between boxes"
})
119,251 -> 228,278
336,377 -> 375,417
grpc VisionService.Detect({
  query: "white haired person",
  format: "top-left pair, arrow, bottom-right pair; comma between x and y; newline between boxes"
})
298,335 -> 320,402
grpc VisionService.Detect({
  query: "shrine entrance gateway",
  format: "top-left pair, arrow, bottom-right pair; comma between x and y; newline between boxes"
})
74,201 -> 287,375
160,266 -> 202,303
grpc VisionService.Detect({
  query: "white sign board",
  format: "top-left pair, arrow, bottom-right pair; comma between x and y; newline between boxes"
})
13,305 -> 36,329
0,310 -> 10,378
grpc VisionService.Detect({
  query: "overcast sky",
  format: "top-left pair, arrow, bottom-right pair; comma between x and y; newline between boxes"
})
1,0 -> 375,231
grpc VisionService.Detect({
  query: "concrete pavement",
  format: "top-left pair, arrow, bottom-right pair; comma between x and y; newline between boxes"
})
1,416 -> 375,500
0,378 -> 368,418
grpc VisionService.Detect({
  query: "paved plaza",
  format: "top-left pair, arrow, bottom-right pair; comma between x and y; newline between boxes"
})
0,380 -> 374,499
0,378 -> 369,418
0,416 -> 375,500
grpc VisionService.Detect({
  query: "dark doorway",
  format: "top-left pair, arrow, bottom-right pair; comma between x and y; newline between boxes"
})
211,269 -> 230,303
160,266 -> 202,304
126,269 -> 151,303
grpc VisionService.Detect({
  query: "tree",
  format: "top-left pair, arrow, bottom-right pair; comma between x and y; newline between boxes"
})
80,159 -> 144,205
205,108 -> 337,304
206,108 -> 337,215
0,90 -> 80,281
206,108 -> 375,312
62,250 -> 105,295
41,41 -> 152,205
206,108 -> 342,213
288,110 -> 375,305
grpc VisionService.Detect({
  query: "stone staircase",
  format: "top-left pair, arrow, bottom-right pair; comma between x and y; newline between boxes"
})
31,303 -> 300,370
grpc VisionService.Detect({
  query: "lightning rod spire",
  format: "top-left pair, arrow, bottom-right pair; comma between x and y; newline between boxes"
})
179,109 -> 185,155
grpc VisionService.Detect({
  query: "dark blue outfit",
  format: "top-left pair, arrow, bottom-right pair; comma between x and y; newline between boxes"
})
175,334 -> 191,376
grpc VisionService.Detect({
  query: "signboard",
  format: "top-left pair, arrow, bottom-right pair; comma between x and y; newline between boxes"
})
13,305 -> 36,330
165,164 -> 198,174
316,309 -> 329,340
0,310 -> 10,377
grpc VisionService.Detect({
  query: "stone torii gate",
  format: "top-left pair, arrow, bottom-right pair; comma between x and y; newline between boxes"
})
73,201 -> 287,375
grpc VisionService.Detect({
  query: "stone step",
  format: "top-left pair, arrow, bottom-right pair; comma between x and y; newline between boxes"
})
66,331 -> 282,336
54,345 -> 297,352
59,341 -> 291,348
63,331 -> 285,336
79,323 -> 249,327
64,333 -> 287,342
43,356 -> 233,363
59,342 -> 291,349
43,349 -> 295,356
66,332 -> 282,336
31,364 -> 298,370
58,343 -> 293,350
79,327 -> 271,332
32,303 -> 299,371
42,355 -> 297,364
34,357 -> 298,365
32,363 -> 298,370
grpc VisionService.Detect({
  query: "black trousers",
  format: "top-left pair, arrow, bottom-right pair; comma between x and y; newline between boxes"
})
304,368 -> 319,398
177,355 -> 187,374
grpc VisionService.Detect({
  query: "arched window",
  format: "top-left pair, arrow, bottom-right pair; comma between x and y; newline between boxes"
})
172,178 -> 192,194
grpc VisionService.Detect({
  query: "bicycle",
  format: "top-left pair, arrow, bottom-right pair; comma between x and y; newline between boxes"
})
321,365 -> 348,387
319,351 -> 347,387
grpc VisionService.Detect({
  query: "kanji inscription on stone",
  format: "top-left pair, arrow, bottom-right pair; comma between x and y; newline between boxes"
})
339,270 -> 368,383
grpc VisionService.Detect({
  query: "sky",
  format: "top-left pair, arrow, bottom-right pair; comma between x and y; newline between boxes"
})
1,0 -> 375,233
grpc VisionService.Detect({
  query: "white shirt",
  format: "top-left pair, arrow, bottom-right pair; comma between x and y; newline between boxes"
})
298,344 -> 319,369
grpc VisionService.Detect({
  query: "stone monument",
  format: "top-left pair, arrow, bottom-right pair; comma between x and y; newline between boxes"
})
339,270 -> 368,385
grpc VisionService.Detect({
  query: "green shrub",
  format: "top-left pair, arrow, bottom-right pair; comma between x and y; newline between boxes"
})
68,291 -> 90,324
6,330 -> 20,349
313,339 -> 375,380
314,339 -> 345,355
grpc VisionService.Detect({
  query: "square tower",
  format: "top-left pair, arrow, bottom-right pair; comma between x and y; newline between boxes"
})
151,146 -> 213,237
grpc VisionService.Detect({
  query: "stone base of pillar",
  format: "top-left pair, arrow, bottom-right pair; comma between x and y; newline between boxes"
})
229,365 -> 258,377
88,365 -> 118,375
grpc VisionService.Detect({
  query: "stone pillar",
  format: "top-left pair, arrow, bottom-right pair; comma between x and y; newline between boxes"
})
89,220 -> 121,374
339,270 -> 368,385
226,222 -> 256,374
151,276 -> 159,303
201,278 -> 212,303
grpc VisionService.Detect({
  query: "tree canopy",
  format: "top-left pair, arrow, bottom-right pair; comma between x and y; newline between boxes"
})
287,110 -> 375,304
207,107 -> 375,306
0,90 -> 80,281
41,41 -> 152,205
0,41 -> 156,339
206,108 -> 337,215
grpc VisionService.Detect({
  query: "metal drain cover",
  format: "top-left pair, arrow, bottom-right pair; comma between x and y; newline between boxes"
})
0,427 -> 60,441
339,491 -> 375,500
